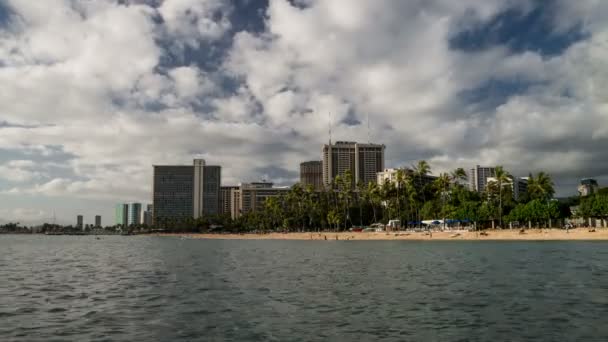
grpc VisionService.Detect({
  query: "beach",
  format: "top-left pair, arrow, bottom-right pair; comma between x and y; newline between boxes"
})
151,228 -> 608,241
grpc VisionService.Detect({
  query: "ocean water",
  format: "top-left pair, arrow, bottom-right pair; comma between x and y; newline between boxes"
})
1,236 -> 608,341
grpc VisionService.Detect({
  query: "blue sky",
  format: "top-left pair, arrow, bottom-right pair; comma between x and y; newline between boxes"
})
0,0 -> 607,225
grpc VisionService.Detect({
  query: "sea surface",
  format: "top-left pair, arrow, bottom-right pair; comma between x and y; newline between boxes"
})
2,236 -> 608,341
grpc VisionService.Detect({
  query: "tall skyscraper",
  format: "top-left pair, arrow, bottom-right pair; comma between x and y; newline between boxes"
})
469,165 -> 496,193
300,161 -> 323,189
193,159 -> 221,218
128,203 -> 142,226
322,141 -> 385,187
203,165 -> 221,216
94,215 -> 102,228
153,160 -> 222,226
76,215 -> 83,229
115,203 -> 128,227
153,165 -> 194,226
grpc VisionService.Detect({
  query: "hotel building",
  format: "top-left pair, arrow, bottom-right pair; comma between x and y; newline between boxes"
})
322,141 -> 385,187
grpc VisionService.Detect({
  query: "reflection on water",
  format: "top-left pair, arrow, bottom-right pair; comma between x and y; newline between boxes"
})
2,236 -> 608,341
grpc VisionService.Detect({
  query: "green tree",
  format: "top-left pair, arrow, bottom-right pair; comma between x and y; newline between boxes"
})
527,172 -> 555,202
494,166 -> 511,228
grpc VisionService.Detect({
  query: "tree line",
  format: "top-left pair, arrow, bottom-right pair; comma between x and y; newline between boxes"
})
157,161 -> 571,232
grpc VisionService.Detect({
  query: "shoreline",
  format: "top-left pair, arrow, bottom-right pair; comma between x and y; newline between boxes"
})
149,228 -> 608,241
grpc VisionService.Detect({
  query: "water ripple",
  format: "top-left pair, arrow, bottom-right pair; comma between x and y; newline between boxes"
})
2,236 -> 608,341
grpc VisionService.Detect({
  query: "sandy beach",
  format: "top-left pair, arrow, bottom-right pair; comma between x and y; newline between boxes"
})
150,228 -> 608,241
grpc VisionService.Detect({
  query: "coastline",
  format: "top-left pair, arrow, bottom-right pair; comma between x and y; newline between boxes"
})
149,228 -> 608,241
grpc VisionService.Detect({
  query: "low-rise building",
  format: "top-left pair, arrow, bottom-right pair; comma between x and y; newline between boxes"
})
377,168 -> 437,189
486,176 -> 528,200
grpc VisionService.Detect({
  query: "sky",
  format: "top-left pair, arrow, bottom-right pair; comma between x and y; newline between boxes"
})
0,0 -> 607,225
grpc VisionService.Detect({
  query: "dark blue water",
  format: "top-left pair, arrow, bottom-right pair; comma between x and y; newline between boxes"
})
2,236 -> 608,341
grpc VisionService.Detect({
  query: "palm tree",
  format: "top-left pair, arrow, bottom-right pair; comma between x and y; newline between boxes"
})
435,173 -> 451,229
413,160 -> 431,226
395,168 -> 406,227
366,181 -> 380,223
527,172 -> 555,202
450,167 -> 467,186
494,166 -> 511,228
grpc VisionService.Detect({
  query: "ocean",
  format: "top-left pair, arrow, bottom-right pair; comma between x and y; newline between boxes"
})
2,235 -> 608,341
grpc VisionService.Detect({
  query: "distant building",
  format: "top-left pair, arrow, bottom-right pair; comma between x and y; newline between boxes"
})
94,215 -> 102,228
513,177 -> 529,200
230,182 -> 290,219
300,161 -> 323,190
322,141 -> 385,187
377,168 -> 437,189
77,215 -> 84,230
578,178 -> 599,197
142,204 -> 153,226
128,203 -> 142,226
115,204 -> 128,227
219,186 -> 239,216
469,165 -> 496,193
487,176 -> 528,200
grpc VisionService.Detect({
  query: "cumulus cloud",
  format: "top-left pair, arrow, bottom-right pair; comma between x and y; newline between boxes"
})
0,0 -> 607,223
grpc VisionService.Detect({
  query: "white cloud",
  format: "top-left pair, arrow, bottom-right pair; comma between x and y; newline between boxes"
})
0,160 -> 43,183
1,0 -> 608,223
159,0 -> 232,47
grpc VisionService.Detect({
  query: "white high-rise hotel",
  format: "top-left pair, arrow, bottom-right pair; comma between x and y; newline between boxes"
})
469,165 -> 496,193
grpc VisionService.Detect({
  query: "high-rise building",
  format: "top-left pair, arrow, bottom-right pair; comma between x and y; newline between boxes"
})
193,159 -> 222,218
153,165 -> 193,226
578,178 -> 599,197
115,203 -> 128,227
219,186 -> 238,216
128,203 -> 142,226
153,160 -> 222,226
94,215 -> 101,228
230,182 -> 290,219
300,161 -> 323,190
76,215 -> 83,229
143,204 -> 153,226
322,141 -> 385,187
469,165 -> 496,193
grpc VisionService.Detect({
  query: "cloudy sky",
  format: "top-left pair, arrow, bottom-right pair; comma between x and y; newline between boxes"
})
0,0 -> 607,225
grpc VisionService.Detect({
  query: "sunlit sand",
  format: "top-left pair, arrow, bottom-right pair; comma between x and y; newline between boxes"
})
151,228 -> 608,241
